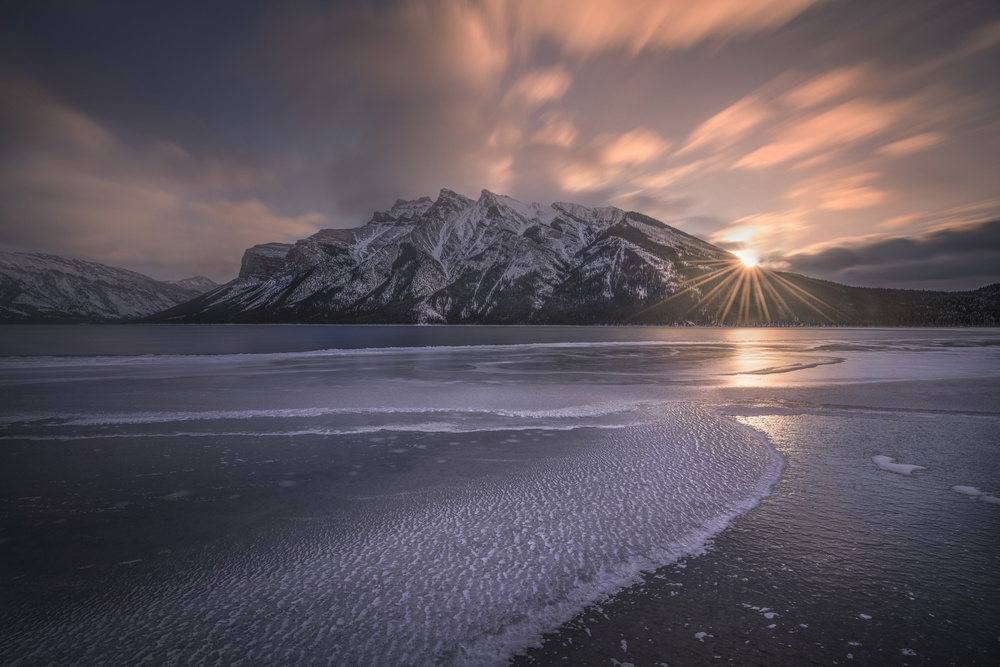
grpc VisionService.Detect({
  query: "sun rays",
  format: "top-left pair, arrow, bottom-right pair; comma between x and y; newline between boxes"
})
631,255 -> 846,325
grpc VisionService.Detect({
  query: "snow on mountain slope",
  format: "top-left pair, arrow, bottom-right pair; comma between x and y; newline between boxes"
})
153,188 -> 739,324
165,276 -> 218,293
0,252 -> 208,322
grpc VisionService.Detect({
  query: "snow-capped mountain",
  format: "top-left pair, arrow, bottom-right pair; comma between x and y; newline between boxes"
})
164,276 -> 218,293
0,252 -> 213,322
149,188 -> 1000,326
153,188 -> 743,324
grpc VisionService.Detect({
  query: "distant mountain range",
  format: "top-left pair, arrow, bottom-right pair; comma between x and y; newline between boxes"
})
2,189 -> 998,326
0,251 -> 215,323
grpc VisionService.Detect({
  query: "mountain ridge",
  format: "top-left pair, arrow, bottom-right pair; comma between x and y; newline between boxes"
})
149,189 -> 1000,326
0,251 -> 215,323
3,189 -> 997,326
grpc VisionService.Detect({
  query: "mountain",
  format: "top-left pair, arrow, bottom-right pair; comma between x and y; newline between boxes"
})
0,252 -> 212,323
151,189 -> 999,326
164,276 -> 217,293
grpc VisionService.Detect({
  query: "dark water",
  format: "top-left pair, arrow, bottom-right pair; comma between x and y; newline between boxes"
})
0,325 -> 998,665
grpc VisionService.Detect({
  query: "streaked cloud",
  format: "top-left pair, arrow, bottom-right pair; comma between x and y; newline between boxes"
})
556,128 -> 671,193
735,99 -> 907,169
504,66 -> 573,107
876,132 -> 947,157
781,67 -> 869,110
787,172 -> 891,212
679,95 -> 771,154
529,112 -> 579,148
510,0 -> 820,56
600,129 -> 671,166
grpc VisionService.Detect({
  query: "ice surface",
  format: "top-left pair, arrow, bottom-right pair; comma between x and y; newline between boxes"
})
3,404 -> 782,666
872,456 -> 926,476
951,486 -> 1000,504
6,327 -> 998,666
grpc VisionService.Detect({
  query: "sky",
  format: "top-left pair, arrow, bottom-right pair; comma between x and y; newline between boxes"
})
0,0 -> 998,290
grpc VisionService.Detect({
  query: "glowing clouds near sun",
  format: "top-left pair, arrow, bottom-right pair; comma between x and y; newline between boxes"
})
733,250 -> 759,268
2,0 -> 999,290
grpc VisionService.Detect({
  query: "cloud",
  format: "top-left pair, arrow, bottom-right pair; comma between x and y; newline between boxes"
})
782,220 -> 1000,290
613,190 -> 693,217
260,0 -> 512,212
876,131 -> 946,157
781,66 -> 868,109
529,112 -> 579,148
510,0 -> 820,56
0,73 -> 321,281
808,172 -> 890,211
256,0 -> 821,216
600,128 -> 670,166
953,17 -> 1000,58
735,99 -> 907,169
632,158 -> 719,189
679,95 -> 771,154
555,128 -> 671,193
504,66 -> 573,107
708,209 -> 811,261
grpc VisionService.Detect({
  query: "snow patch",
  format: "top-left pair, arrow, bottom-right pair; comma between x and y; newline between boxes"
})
872,455 -> 925,476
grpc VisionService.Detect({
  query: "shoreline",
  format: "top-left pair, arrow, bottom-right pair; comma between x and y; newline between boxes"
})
514,387 -> 1000,665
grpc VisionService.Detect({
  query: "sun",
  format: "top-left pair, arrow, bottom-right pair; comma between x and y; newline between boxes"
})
733,250 -> 758,268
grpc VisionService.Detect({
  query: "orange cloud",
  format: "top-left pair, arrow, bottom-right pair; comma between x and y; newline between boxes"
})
781,66 -> 868,109
876,132 -> 946,157
557,163 -> 607,193
632,159 -> 714,189
820,185 -> 889,211
878,213 -> 922,230
786,172 -> 889,212
504,66 -> 573,107
510,0 -> 820,56
735,99 -> 906,169
554,127 -> 671,192
530,112 -> 579,148
679,95 -> 771,154
601,128 -> 671,166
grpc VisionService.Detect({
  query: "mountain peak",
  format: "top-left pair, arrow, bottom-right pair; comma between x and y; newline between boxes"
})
425,188 -> 474,215
438,188 -> 468,201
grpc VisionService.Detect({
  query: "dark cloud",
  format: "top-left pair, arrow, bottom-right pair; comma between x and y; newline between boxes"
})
0,71 -> 322,282
257,1 -> 510,215
783,220 -> 1000,290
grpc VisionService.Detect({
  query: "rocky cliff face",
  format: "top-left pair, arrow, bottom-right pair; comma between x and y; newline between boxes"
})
0,252 -> 211,322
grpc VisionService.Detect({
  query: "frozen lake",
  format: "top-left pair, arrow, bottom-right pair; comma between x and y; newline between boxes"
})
1,326 -> 998,665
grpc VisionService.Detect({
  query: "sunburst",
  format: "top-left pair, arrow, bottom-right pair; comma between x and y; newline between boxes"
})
630,254 -> 845,326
